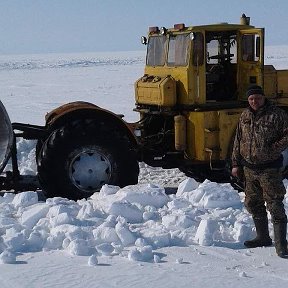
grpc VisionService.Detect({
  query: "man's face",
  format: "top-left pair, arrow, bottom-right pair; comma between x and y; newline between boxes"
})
248,94 -> 265,111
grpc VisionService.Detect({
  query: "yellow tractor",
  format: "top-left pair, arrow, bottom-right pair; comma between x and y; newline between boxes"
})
0,14 -> 288,199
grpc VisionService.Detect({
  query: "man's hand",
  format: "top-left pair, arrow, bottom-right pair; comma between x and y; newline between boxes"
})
231,167 -> 240,178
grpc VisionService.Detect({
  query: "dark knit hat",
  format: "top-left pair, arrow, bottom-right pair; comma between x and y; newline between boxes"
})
246,85 -> 264,97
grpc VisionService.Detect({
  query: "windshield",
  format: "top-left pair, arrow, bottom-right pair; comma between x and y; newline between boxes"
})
167,34 -> 190,66
146,33 -> 190,67
146,35 -> 167,66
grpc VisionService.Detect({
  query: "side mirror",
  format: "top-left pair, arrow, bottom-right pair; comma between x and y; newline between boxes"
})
141,36 -> 147,45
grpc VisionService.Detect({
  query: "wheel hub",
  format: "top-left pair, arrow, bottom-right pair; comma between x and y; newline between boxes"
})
68,147 -> 112,193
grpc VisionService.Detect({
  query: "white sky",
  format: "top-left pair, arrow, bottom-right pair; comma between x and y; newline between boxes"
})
0,0 -> 288,54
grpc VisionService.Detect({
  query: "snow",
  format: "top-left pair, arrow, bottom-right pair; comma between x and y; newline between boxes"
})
0,47 -> 288,287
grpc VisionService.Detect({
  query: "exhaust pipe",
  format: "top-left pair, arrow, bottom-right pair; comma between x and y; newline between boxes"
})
174,115 -> 186,151
240,14 -> 250,25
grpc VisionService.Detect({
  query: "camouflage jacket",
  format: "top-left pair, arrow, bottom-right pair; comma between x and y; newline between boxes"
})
232,100 -> 288,168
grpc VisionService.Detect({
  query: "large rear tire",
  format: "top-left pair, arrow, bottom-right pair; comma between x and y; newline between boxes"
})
37,119 -> 139,200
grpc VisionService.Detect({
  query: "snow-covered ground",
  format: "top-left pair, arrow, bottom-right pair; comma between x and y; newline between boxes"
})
0,47 -> 288,288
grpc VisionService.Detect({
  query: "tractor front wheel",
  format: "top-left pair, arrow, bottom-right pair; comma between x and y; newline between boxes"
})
37,119 -> 139,200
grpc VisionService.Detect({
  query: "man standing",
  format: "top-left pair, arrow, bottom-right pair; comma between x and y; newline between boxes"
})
232,84 -> 288,258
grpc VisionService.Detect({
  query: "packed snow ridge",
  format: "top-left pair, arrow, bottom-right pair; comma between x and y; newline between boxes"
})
1,177 -> 287,265
0,52 -> 144,71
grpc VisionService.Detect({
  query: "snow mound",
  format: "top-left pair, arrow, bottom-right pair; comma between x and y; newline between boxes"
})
0,176 -> 286,264
178,179 -> 241,209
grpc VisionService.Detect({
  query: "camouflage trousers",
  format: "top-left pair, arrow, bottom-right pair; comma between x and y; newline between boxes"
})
243,167 -> 287,224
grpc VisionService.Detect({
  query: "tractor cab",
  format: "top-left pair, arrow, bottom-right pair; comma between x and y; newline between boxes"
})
136,14 -> 264,108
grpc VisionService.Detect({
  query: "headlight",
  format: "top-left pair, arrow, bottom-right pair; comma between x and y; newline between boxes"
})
141,36 -> 147,45
160,27 -> 167,35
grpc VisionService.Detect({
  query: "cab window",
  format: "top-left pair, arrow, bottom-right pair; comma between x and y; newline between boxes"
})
146,36 -> 167,66
167,34 -> 190,66
242,34 -> 260,62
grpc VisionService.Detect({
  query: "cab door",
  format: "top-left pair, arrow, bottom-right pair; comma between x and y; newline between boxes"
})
237,28 -> 264,100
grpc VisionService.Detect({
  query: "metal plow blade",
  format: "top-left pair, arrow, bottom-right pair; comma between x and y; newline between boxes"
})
0,101 -> 13,173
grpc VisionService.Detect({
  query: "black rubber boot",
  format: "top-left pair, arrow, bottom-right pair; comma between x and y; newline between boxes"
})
244,217 -> 272,248
273,222 -> 288,258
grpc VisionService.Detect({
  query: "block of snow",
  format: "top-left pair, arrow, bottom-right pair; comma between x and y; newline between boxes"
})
153,254 -> 161,263
184,180 -> 241,209
176,178 -> 199,196
12,191 -> 38,208
0,193 -> 15,204
140,226 -> 170,248
96,243 -> 114,256
77,202 -> 104,219
20,203 -> 50,229
135,238 -> 149,247
116,184 -> 169,208
50,212 -> 75,227
92,226 -> 120,244
167,198 -> 191,210
25,230 -> 47,252
44,234 -> 66,250
143,211 -> 159,221
66,239 -> 93,256
0,250 -> 16,264
162,214 -> 194,229
108,200 -> 143,223
194,219 -> 219,246
115,221 -> 136,246
128,245 -> 153,262
98,184 -> 120,196
51,224 -> 85,241
47,204 -> 79,218
233,222 -> 253,242
3,230 -> 26,251
88,254 -> 98,266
